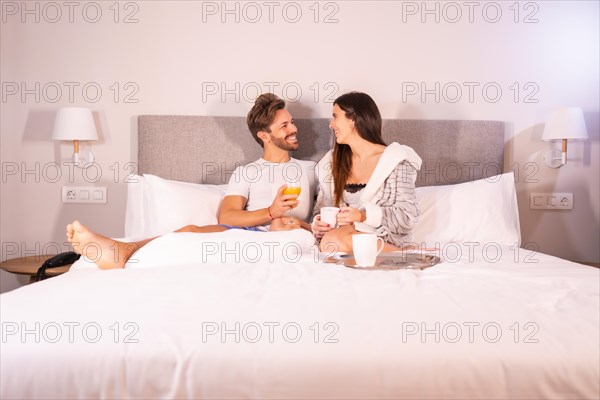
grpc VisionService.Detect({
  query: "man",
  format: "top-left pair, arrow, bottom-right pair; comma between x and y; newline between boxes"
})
67,93 -> 315,269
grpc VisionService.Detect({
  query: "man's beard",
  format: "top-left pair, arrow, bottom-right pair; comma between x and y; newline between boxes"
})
270,134 -> 299,151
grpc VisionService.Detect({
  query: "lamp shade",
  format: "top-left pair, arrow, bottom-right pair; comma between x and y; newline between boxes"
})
542,107 -> 588,141
52,107 -> 98,141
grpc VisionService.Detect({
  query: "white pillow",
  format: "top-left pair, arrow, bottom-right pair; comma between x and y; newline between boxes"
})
143,174 -> 228,237
412,172 -> 521,247
124,175 -> 146,238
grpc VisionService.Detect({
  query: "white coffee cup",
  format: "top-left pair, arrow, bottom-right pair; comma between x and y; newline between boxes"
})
352,234 -> 385,267
320,207 -> 340,228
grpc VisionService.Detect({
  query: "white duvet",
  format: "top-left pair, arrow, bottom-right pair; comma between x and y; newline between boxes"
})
1,230 -> 599,399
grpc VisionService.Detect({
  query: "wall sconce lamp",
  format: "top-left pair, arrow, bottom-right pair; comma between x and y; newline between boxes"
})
52,107 -> 98,167
542,107 -> 588,168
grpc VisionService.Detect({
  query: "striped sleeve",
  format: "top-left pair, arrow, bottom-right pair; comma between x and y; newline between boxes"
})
376,161 -> 420,246
312,179 -> 334,222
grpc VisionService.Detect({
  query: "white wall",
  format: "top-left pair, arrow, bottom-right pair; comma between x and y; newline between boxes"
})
2,0 -> 598,293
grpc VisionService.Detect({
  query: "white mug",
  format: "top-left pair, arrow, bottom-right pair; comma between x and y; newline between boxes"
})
352,234 -> 385,267
320,207 -> 340,228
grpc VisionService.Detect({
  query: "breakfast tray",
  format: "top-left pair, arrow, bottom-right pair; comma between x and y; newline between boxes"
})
325,252 -> 441,270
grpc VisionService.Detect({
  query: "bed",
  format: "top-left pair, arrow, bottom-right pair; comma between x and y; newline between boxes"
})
1,116 -> 598,400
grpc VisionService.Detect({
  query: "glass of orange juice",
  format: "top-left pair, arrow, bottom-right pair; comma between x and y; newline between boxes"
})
283,180 -> 301,221
283,182 -> 301,196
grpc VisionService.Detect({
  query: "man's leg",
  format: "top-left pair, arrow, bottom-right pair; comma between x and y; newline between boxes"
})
174,225 -> 229,233
66,221 -> 228,270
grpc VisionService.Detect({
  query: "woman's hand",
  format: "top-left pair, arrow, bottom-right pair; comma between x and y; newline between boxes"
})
337,207 -> 365,226
312,215 -> 333,239
268,185 -> 300,219
270,217 -> 301,231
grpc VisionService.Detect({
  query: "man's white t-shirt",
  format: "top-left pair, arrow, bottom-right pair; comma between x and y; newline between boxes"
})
225,158 -> 316,223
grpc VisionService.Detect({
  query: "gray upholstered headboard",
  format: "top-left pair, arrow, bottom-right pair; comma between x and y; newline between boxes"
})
138,116 -> 505,187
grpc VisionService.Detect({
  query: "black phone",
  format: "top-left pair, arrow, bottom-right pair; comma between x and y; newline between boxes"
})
35,251 -> 81,281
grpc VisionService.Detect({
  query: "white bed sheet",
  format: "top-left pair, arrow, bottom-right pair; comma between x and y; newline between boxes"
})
1,230 -> 599,399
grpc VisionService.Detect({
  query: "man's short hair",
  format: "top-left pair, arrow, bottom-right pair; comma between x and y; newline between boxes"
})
247,93 -> 286,147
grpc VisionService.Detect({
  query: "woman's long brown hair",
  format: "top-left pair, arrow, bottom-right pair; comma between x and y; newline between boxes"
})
331,92 -> 386,206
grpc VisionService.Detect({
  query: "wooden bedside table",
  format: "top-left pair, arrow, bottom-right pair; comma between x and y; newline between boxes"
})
0,255 -> 74,284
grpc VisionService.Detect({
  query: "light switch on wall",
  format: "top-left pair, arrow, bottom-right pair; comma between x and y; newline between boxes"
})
529,193 -> 573,210
62,187 -> 107,204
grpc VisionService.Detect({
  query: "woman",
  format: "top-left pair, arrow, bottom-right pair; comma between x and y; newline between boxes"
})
312,92 -> 422,253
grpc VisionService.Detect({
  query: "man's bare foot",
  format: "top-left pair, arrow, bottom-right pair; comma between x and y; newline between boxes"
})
66,221 -> 138,269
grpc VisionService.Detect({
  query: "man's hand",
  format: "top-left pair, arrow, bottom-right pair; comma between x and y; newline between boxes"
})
268,185 -> 300,219
337,207 -> 364,226
312,215 -> 333,239
270,217 -> 302,231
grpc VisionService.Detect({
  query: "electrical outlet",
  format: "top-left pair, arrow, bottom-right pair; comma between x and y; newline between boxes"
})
529,193 -> 573,210
62,186 -> 107,204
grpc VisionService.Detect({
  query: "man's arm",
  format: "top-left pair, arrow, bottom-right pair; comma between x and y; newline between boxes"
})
218,195 -> 271,227
218,185 -> 300,227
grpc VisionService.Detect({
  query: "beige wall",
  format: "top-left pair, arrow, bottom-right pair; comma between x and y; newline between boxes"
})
1,1 -> 598,293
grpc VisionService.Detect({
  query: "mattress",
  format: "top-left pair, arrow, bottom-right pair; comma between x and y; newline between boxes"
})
1,229 -> 598,399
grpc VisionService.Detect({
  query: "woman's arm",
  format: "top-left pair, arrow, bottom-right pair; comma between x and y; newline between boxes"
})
373,162 -> 420,245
